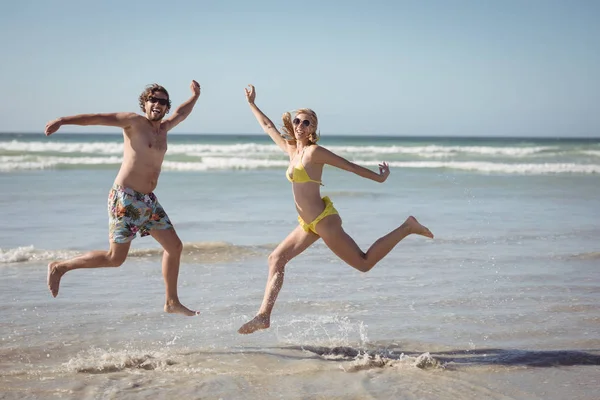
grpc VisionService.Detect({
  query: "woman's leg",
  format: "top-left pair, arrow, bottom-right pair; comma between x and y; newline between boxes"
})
238,225 -> 320,334
317,215 -> 433,273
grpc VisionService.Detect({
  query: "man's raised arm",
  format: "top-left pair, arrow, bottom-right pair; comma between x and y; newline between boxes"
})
163,80 -> 201,132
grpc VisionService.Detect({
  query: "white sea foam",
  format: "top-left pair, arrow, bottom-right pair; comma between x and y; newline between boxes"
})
0,141 -> 279,156
581,150 -> 600,157
0,155 -> 122,171
0,242 -> 262,264
170,143 -> 279,155
64,348 -> 175,373
0,140 -> 557,158
163,157 -> 287,171
1,140 -> 598,174
0,246 -> 79,263
2,154 -> 597,174
163,159 -> 600,174
0,140 -> 124,155
377,161 -> 600,174
328,145 -> 553,157
343,351 -> 442,372
275,315 -> 369,348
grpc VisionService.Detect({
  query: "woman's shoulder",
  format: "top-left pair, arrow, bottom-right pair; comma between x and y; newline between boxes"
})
306,144 -> 333,164
309,144 -> 332,155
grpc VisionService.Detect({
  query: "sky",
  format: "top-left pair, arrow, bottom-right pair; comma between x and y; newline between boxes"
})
1,0 -> 599,137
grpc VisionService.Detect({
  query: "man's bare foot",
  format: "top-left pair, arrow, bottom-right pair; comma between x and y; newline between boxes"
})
238,314 -> 270,334
405,216 -> 434,239
47,262 -> 67,298
164,300 -> 199,316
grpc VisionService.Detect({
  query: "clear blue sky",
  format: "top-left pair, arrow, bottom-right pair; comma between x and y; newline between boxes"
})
2,0 -> 599,136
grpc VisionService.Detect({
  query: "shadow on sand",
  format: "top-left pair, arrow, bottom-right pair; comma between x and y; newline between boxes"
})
285,345 -> 600,368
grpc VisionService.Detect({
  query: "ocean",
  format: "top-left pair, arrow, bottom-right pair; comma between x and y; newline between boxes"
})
1,132 -> 599,399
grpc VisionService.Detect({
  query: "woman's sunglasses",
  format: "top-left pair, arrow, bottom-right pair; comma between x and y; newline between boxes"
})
148,96 -> 169,106
293,118 -> 311,127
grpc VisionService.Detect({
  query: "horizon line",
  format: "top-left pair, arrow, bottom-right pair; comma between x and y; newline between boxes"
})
1,131 -> 600,140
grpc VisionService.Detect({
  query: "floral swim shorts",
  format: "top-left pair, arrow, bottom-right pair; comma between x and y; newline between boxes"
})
108,184 -> 173,243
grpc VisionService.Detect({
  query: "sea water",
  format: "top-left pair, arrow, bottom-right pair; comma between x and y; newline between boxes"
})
1,133 -> 599,399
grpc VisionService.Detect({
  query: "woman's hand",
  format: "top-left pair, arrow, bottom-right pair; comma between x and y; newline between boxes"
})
245,84 -> 256,104
378,162 -> 390,182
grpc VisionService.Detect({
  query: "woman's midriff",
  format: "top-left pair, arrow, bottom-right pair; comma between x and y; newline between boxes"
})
292,184 -> 326,223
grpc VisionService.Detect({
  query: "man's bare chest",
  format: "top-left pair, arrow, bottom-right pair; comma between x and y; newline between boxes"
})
131,131 -> 168,155
148,132 -> 167,152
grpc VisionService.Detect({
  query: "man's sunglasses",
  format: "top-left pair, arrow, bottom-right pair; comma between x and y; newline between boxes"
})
293,118 -> 311,127
148,96 -> 169,106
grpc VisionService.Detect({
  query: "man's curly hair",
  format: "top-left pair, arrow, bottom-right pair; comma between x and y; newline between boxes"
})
138,84 -> 171,113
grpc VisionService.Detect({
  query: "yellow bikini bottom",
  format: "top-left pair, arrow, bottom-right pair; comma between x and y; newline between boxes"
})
297,196 -> 339,235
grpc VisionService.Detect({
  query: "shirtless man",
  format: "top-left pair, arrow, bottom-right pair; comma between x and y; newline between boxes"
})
44,81 -> 201,316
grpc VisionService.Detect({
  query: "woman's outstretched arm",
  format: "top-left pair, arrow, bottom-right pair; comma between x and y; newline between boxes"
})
312,146 -> 390,183
245,84 -> 289,154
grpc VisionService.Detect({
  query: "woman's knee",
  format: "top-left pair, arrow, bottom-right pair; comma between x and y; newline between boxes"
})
355,260 -> 376,273
339,250 -> 375,273
348,256 -> 375,273
268,251 -> 288,272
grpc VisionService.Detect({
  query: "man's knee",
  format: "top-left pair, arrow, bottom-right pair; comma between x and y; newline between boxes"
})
169,238 -> 183,254
107,251 -> 128,267
162,237 -> 183,255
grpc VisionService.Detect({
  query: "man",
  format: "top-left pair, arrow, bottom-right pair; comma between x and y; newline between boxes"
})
44,80 -> 201,316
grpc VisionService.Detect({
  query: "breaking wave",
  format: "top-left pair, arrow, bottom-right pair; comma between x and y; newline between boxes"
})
0,242 -> 266,264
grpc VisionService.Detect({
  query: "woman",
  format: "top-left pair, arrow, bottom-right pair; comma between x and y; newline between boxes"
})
239,85 -> 433,334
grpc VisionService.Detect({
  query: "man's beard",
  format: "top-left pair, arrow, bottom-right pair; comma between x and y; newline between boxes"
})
149,111 -> 164,121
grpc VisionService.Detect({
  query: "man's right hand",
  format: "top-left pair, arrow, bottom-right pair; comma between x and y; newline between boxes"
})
190,80 -> 201,97
44,118 -> 62,136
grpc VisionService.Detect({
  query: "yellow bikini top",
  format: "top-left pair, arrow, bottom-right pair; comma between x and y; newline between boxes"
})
286,146 -> 323,185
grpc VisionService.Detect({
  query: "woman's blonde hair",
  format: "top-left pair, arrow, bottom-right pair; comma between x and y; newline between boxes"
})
281,108 -> 320,145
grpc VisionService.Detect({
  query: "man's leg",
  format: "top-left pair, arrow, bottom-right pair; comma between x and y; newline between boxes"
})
150,228 -> 198,316
47,241 -> 131,297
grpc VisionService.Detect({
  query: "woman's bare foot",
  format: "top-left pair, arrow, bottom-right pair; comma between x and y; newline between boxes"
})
164,300 -> 199,316
405,216 -> 434,239
47,262 -> 67,297
238,314 -> 270,334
